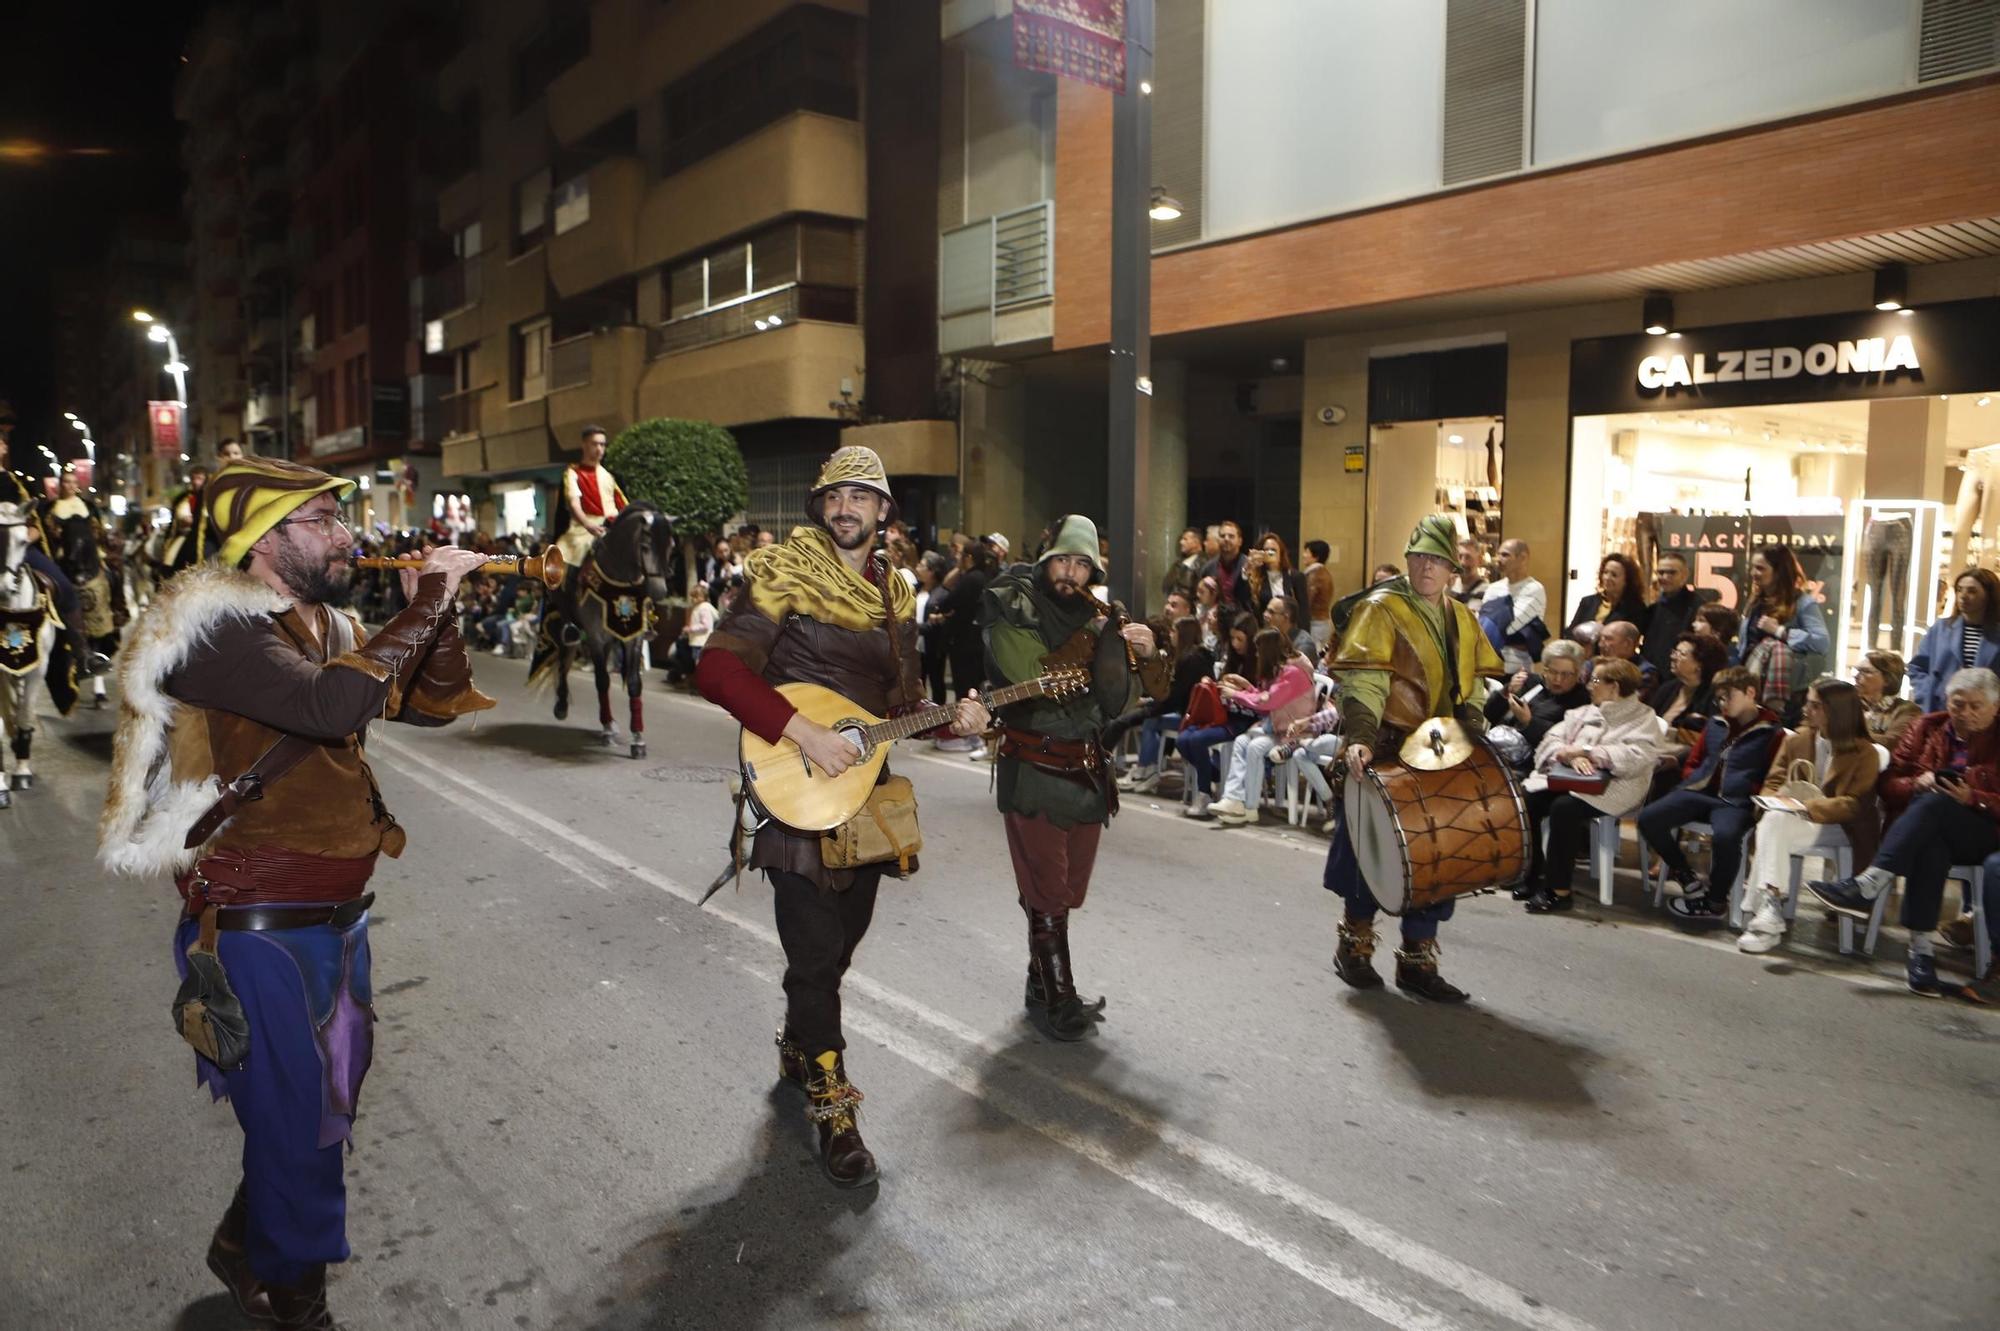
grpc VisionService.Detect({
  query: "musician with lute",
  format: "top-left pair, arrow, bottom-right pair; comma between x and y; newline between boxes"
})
694,445 -> 989,1190
978,514 -> 1171,1041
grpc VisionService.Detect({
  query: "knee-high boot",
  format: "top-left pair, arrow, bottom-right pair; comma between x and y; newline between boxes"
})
1022,901 -> 1104,1041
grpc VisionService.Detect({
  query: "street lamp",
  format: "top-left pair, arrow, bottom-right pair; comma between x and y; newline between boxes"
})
133,309 -> 188,407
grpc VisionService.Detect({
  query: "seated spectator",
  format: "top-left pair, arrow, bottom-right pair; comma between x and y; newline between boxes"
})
1302,540 -> 1336,647
1854,648 -> 1922,748
1484,639 -> 1590,767
1112,616 -> 1212,794
1733,677 -> 1881,950
1693,602 -> 1741,651
1734,545 -> 1829,726
1650,632 -> 1730,795
1162,589 -> 1193,622
1208,638 -> 1317,826
1275,681 -> 1343,831
1639,665 -> 1783,913
1181,622 -> 1280,818
667,583 -> 716,684
1592,619 -> 1659,693
1808,667 -> 2000,995
1906,568 -> 2000,712
1516,658 -> 1660,914
1194,576 -> 1222,650
1566,553 -> 1648,634
1263,594 -> 1318,660
1371,563 -> 1403,585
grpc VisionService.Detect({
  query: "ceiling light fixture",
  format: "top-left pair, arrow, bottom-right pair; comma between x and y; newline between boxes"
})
1871,264 -> 1907,312
1642,292 -> 1674,337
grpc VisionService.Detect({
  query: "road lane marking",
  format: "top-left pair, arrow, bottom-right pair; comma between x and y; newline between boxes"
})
375,730 -> 1603,1331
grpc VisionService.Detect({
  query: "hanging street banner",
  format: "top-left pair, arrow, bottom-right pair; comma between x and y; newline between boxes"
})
1654,511 -> 1845,634
1014,0 -> 1127,93
147,401 -> 184,458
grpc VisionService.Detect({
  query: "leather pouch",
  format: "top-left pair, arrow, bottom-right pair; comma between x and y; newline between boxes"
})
171,905 -> 250,1070
821,775 -> 922,877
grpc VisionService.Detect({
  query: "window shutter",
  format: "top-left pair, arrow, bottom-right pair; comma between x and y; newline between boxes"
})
1441,0 -> 1527,187
1919,0 -> 2000,82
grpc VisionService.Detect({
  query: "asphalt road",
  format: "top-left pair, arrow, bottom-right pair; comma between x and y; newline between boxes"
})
3,650 -> 1996,1331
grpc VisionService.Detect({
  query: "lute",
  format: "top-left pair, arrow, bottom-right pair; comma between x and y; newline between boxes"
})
740,668 -> 1090,832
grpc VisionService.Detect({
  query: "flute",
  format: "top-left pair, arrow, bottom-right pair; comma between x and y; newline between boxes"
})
350,544 -> 566,590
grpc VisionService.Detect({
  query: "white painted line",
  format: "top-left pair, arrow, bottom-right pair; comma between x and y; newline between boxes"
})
374,730 -> 1603,1331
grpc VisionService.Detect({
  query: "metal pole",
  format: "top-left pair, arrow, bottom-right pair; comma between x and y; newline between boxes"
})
1107,0 -> 1154,615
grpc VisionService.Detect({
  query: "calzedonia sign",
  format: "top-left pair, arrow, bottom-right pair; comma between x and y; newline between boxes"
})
1570,297 -> 2000,415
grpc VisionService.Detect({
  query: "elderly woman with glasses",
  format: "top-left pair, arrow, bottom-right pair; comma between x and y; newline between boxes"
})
1810,667 -> 2000,995
1853,649 -> 1922,748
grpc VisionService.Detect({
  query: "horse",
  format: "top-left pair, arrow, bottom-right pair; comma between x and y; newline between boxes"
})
537,503 -> 675,758
0,504 -> 58,809
50,500 -> 119,708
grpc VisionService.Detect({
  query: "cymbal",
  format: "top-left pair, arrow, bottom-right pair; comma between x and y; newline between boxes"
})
1399,717 -> 1476,771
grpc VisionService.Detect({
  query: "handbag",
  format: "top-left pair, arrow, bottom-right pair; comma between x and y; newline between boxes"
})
1181,677 -> 1228,731
820,774 -> 922,877
1776,757 -> 1824,803
1547,765 -> 1611,795
170,905 -> 250,1070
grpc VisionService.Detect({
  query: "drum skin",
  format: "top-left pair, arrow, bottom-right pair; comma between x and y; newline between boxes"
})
1343,741 -> 1530,914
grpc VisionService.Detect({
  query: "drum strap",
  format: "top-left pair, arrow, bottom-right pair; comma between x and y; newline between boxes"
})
1441,607 -> 1464,708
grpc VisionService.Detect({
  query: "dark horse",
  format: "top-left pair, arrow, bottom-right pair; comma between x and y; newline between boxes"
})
532,503 -> 675,758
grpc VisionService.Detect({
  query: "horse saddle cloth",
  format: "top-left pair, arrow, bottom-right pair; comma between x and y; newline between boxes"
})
582,563 -> 649,643
0,604 -> 47,675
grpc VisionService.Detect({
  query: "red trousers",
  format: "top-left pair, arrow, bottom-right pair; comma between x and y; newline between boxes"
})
1003,811 -> 1103,916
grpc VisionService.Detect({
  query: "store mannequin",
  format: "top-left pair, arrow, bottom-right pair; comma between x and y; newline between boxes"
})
1861,512 -> 1911,639
1949,447 -> 2000,577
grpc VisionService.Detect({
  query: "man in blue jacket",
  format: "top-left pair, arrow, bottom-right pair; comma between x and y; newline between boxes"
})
1637,665 -> 1783,919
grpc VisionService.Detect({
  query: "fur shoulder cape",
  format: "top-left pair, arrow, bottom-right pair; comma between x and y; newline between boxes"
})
98,565 -> 292,878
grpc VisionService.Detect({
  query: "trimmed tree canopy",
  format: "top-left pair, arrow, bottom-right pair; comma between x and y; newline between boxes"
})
605,417 -> 748,534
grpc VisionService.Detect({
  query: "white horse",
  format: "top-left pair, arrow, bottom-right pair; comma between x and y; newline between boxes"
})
0,503 -> 57,809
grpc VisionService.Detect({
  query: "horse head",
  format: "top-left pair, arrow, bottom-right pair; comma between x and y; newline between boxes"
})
603,503 -> 676,606
0,504 -> 28,580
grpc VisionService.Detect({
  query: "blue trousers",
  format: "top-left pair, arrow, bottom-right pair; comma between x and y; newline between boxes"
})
173,915 -> 373,1286
23,545 -> 77,617
1637,789 -> 1755,895
1180,718 -> 1250,795
1323,813 -> 1452,942
1875,792 -> 2000,931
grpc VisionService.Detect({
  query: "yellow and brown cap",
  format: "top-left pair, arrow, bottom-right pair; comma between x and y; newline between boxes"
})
202,457 -> 353,566
805,445 -> 895,523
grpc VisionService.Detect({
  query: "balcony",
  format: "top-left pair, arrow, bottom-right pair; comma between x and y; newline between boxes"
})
548,44 -> 637,149
547,156 -> 645,299
648,285 -> 856,361
422,256 -> 483,321
635,113 -> 864,274
547,326 -> 647,441
940,200 -> 1055,354
434,385 -> 488,441
638,319 -> 862,429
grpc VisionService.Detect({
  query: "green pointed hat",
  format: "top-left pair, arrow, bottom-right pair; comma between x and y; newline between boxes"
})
1404,514 -> 1461,569
1037,513 -> 1104,579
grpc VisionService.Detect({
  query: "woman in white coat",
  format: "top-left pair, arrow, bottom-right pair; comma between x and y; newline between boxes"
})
1517,657 -> 1661,913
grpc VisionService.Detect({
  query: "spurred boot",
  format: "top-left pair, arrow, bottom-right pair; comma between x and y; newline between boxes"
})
1024,906 -> 1103,1041
805,1051 -> 879,1189
1394,938 -> 1470,1003
775,1028 -> 809,1090
205,1183 -> 270,1321
265,1264 -> 342,1330
1333,918 -> 1384,989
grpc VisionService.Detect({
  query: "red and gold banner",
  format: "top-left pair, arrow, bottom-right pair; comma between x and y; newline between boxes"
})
1014,0 -> 1126,93
147,401 -> 184,458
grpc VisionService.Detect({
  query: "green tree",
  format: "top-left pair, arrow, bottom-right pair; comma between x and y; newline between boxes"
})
606,418 -> 748,595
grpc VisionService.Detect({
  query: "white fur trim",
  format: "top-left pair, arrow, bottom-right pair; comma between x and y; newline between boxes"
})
97,566 -> 291,877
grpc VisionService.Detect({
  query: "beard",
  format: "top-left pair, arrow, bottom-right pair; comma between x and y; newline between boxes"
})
822,515 -> 876,552
1037,567 -> 1087,600
273,534 -> 354,606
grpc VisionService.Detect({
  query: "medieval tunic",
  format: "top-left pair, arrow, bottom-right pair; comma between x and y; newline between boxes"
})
1322,577 -> 1505,936
101,565 -> 489,1287
695,524 -> 922,1056
555,461 -> 628,571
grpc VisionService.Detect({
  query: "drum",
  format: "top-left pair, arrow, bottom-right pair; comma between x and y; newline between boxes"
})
1342,733 -> 1531,914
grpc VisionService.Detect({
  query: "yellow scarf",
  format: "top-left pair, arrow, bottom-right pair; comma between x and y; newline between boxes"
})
746,525 -> 914,632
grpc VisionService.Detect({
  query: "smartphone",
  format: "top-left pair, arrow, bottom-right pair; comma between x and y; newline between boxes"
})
1937,769 -> 1968,787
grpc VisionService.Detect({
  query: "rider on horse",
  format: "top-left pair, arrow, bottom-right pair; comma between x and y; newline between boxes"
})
554,425 -> 627,575
44,468 -> 123,706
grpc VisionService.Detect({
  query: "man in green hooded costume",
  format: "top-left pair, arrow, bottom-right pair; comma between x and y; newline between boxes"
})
1322,515 -> 1507,1003
981,514 -> 1169,1039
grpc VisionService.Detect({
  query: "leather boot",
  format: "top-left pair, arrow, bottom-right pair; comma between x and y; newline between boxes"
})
1025,907 -> 1101,1041
205,1183 -> 270,1321
1394,938 -> 1470,1003
266,1264 -> 342,1330
1333,918 -> 1384,989
775,1028 -> 808,1090
804,1052 -> 879,1189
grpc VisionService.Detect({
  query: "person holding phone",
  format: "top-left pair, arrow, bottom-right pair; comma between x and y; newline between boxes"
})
1638,666 -> 1784,915
1809,667 -> 2000,995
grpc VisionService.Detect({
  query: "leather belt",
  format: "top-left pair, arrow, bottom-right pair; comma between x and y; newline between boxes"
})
999,726 -> 1103,773
213,893 -> 376,932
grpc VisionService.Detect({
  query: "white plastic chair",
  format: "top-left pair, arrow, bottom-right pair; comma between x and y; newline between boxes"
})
1589,815 -> 1624,906
1945,865 -> 1991,979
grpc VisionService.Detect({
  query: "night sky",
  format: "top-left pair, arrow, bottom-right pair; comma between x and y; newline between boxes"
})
0,4 -> 200,461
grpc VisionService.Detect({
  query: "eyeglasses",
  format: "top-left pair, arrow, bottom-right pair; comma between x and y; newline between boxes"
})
278,511 -> 350,539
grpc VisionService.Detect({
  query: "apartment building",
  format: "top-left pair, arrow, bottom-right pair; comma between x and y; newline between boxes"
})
426,0 -> 957,541
940,0 -> 2000,677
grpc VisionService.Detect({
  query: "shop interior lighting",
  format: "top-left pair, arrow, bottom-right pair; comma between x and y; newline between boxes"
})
1871,265 -> 1907,312
1148,187 -> 1184,222
1642,293 -> 1674,337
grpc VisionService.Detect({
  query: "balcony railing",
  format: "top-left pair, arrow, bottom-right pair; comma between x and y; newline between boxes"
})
549,334 -> 592,391
647,285 -> 858,360
433,386 -> 487,439
422,257 -> 482,321
992,201 -> 1053,309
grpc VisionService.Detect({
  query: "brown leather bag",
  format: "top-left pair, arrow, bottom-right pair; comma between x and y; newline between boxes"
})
820,775 -> 922,877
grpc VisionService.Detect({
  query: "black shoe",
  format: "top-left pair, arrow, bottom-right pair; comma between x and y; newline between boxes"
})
266,1265 -> 341,1330
1907,951 -> 1943,997
1806,876 -> 1877,920
1333,920 -> 1384,990
1524,890 -> 1574,914
1394,940 -> 1469,1003
775,1029 -> 808,1090
804,1054 -> 879,1189
1510,885 -> 1534,902
1667,891 -> 1730,921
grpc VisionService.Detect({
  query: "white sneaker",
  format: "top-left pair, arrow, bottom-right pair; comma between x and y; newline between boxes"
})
1662,875 -> 1706,899
1117,764 -> 1157,791
1320,812 -> 1339,834
1207,797 -> 1248,819
1129,769 -> 1162,794
1183,792 -> 1212,819
1216,806 -> 1260,827
1736,895 -> 1788,953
